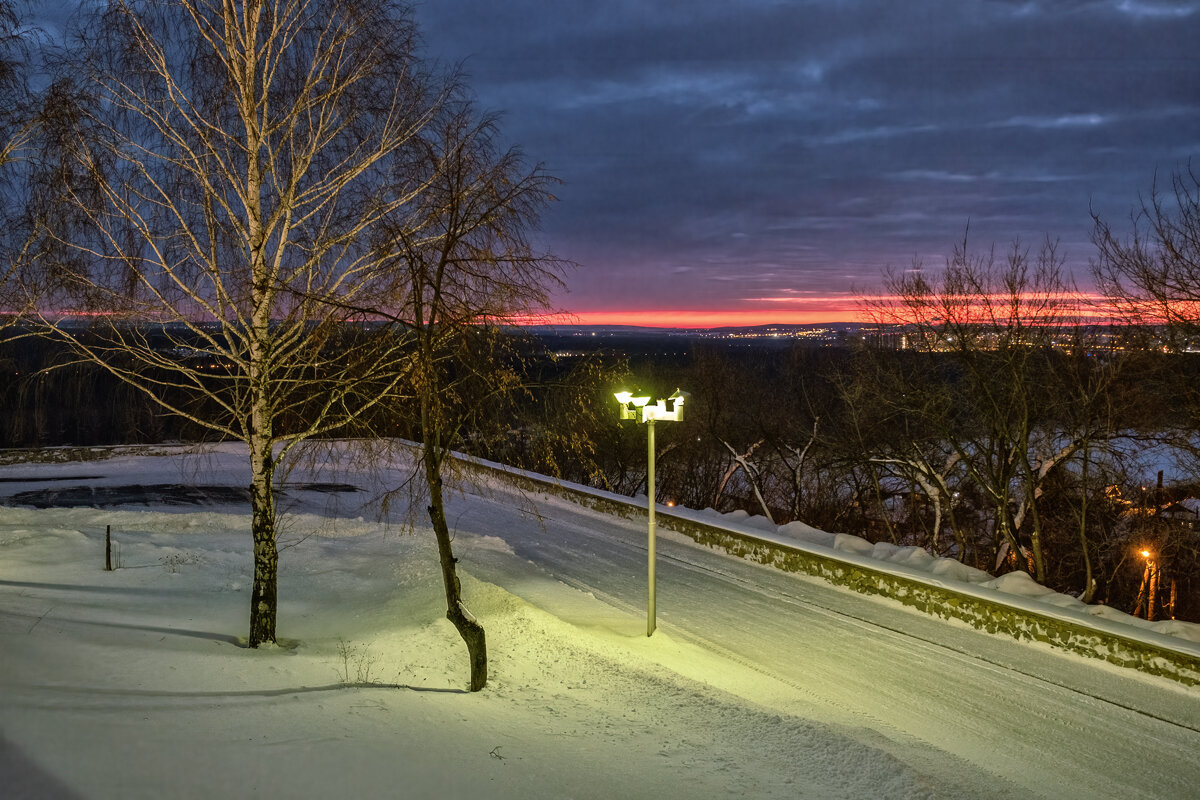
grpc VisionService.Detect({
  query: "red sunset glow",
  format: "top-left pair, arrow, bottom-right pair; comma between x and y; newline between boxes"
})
562,308 -> 865,327
544,297 -> 870,328
541,291 -> 1121,329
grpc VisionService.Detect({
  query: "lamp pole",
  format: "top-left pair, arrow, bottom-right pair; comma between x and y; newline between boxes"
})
614,389 -> 687,637
646,417 -> 656,636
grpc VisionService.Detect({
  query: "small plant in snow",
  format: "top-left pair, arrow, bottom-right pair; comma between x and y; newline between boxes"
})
335,638 -> 378,685
160,552 -> 202,573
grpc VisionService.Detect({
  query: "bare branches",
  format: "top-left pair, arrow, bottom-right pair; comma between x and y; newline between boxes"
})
860,235 -> 1117,578
4,0 -> 523,648
0,1 -> 45,323
1093,165 -> 1200,343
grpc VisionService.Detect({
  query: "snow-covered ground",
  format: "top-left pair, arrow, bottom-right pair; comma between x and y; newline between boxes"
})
2,445 -> 1199,799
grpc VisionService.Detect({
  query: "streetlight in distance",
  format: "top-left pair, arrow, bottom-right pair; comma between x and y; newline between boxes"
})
1136,548 -> 1160,620
614,388 -> 688,636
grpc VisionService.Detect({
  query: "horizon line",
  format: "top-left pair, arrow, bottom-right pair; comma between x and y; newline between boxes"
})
530,308 -> 870,328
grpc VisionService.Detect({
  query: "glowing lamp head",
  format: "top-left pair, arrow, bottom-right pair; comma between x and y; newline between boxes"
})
615,388 -> 688,423
615,390 -> 653,420
667,388 -> 689,421
1141,549 -> 1153,559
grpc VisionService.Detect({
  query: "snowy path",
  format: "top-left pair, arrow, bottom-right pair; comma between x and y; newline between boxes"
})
446,481 -> 1200,800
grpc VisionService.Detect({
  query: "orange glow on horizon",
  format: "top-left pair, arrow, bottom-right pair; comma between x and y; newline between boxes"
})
536,304 -> 869,328
526,291 -> 1127,329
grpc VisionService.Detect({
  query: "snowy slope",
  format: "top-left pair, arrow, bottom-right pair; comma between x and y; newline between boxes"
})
1,445 -> 1198,799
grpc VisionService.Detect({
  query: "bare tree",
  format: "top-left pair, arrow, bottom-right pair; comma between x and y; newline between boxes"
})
831,345 -> 963,554
0,0 -> 34,171
20,0 -> 453,647
1093,166 -> 1200,615
714,438 -> 774,522
369,102 -> 564,691
1094,166 -> 1200,343
1093,166 -> 1200,447
866,237 -> 1084,580
776,417 -> 820,523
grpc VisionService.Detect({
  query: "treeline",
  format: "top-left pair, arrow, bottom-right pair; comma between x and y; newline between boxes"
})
1,335 -> 181,445
0,327 -> 414,447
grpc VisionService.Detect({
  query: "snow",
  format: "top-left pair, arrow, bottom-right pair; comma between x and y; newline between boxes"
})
616,485 -> 1200,651
981,570 -> 1059,598
2,444 -> 1200,799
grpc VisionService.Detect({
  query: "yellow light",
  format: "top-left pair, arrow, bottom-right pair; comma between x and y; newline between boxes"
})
1141,549 -> 1152,559
614,391 -> 632,404
631,396 -> 651,407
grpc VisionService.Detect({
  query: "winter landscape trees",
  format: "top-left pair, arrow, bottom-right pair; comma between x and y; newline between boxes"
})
867,238 -> 1088,583
1,0 -> 1198,664
1,0 -> 565,678
22,0 -> 440,648
365,100 -> 566,691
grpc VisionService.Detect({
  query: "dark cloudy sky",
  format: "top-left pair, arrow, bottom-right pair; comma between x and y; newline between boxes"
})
32,1 -> 1200,325
412,0 -> 1200,324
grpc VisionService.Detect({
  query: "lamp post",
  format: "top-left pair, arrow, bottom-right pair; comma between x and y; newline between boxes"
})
615,388 -> 688,636
1137,548 -> 1159,621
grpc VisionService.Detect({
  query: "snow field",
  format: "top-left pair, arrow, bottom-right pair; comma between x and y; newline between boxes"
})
1,504 -> 940,799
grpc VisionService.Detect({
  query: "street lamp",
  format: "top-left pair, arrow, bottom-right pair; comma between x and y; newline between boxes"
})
1136,548 -> 1160,621
615,388 -> 688,636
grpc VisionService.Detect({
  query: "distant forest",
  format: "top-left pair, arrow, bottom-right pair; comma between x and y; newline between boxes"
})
4,326 -> 1200,624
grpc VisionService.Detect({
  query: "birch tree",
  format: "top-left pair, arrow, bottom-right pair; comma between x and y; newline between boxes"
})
24,0 -> 449,647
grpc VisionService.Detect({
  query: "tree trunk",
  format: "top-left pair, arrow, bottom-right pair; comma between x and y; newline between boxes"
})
1024,488 -> 1047,583
867,464 -> 897,544
243,5 -> 275,649
1017,452 -> 1048,583
1077,445 -> 1096,603
424,446 -> 487,691
248,432 -> 278,647
993,504 -> 1025,573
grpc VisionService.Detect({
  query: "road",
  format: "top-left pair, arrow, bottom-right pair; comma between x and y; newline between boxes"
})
445,480 -> 1200,800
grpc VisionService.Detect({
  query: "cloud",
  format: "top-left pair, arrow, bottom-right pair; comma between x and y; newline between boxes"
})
25,0 -> 1198,323
995,114 -> 1110,129
1114,1 -> 1199,19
